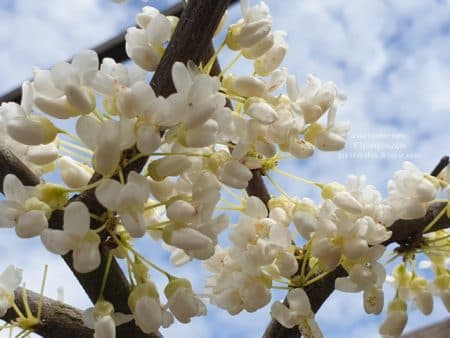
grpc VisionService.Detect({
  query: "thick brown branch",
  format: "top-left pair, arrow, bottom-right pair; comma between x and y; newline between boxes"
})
246,169 -> 271,205
384,202 -> 449,246
2,288 -> 93,338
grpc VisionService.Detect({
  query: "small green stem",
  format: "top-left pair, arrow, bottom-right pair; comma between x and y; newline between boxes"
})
423,205 -> 448,233
304,271 -> 331,287
64,178 -> 104,193
37,265 -> 48,320
220,51 -> 243,76
273,168 -> 323,189
98,251 -> 114,300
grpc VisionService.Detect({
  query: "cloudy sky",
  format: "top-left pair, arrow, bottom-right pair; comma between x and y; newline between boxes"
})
0,0 -> 449,337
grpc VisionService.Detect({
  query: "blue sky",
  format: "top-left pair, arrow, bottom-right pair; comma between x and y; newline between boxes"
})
0,0 -> 449,337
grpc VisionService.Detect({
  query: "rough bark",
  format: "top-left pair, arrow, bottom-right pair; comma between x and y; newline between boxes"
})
2,288 -> 93,338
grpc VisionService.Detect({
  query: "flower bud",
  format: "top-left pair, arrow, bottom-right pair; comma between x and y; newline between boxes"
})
245,98 -> 279,124
217,160 -> 252,189
332,191 -> 363,214
166,200 -> 196,223
237,19 -> 272,48
58,156 -> 92,188
242,33 -> 275,59
26,144 -> 59,165
163,226 -> 213,251
7,116 -> 58,145
379,310 -> 407,337
147,156 -> 192,181
65,85 -> 95,114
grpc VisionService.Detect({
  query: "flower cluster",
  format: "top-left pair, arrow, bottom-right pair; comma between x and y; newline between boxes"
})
0,1 -> 448,337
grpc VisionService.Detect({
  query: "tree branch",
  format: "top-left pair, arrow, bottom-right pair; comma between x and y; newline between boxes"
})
2,288 -> 93,338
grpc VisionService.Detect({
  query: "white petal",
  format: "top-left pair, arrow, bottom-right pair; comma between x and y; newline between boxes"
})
145,13 -> 171,43
94,121 -> 121,175
379,311 -> 407,337
134,297 -> 163,333
416,291 -> 433,315
34,96 -> 76,119
51,62 -> 78,90
41,229 -> 73,255
247,101 -> 278,124
16,210 -> 48,238
20,81 -> 33,114
169,228 -> 213,251
333,192 -> 363,214
121,211 -> 146,238
63,201 -> 90,238
72,50 -> 99,85
217,160 -> 252,189
65,85 -> 95,114
95,180 -> 121,210
270,301 -> 298,329
94,315 -> 115,338
76,116 -> 100,150
172,62 -> 192,94
137,125 -> 161,154
0,265 -> 22,291
363,287 -> 384,314
73,241 -> 101,273
3,174 -> 27,204
287,288 -> 312,315
245,196 -> 267,218
166,200 -> 196,223
335,277 -> 360,293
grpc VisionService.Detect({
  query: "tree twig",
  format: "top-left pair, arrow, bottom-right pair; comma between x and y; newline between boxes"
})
2,288 -> 93,338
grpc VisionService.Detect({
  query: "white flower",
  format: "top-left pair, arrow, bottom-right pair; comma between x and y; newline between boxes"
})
76,116 -> 136,176
212,270 -> 271,314
0,174 -> 49,238
128,282 -> 174,334
125,7 -> 172,71
147,155 -> 193,181
217,160 -> 253,189
379,311 -> 408,337
95,172 -> 150,238
0,265 -> 22,316
33,50 -> 98,117
164,227 -> 213,252
227,1 -> 272,49
254,31 -> 287,76
288,74 -> 338,124
388,162 -> 437,219
335,246 -> 386,314
5,82 -> 58,146
95,58 -> 146,96
171,61 -> 226,129
271,288 -> 323,338
57,156 -> 93,189
246,99 -> 279,124
164,278 -> 206,323
225,74 -> 266,98
118,81 -> 175,153
83,301 -> 133,338
41,201 -> 100,273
